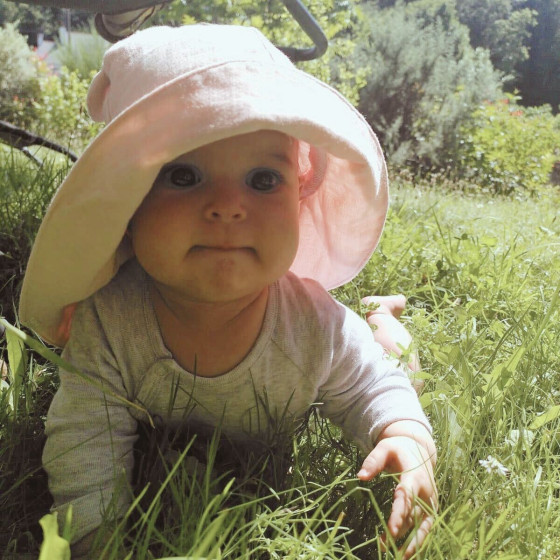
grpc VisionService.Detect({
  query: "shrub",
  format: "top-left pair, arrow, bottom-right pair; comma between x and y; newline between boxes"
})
30,65 -> 103,152
0,23 -> 41,128
0,24 -> 100,153
53,24 -> 109,81
356,1 -> 502,169
458,95 -> 560,193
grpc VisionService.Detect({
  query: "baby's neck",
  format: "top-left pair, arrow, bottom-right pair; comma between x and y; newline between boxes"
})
150,283 -> 270,377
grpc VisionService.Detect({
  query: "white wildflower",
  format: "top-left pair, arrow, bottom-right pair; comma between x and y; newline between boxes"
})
479,455 -> 509,476
505,429 -> 535,447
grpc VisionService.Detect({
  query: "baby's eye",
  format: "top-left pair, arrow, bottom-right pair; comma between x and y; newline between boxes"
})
246,169 -> 283,192
158,164 -> 202,189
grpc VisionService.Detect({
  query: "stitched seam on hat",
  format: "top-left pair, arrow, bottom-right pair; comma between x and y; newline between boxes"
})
250,26 -> 281,63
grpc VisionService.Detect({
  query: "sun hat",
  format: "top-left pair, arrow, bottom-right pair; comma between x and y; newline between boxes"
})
19,23 -> 389,347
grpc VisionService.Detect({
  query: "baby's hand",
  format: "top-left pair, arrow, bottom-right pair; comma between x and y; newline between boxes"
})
357,422 -> 437,559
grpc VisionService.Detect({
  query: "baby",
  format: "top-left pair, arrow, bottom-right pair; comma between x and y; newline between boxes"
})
19,24 -> 436,558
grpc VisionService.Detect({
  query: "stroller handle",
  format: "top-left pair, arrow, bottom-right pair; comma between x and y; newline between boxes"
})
6,0 -> 328,60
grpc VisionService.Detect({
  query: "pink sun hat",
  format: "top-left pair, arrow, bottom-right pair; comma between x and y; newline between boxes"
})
19,23 -> 389,346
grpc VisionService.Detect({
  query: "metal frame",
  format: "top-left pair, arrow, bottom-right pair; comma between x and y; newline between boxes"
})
5,0 -> 328,61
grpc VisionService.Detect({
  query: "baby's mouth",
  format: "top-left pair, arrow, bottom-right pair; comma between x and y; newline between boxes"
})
190,245 -> 254,253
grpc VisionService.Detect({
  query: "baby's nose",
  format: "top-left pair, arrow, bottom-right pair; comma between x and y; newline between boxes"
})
204,185 -> 247,222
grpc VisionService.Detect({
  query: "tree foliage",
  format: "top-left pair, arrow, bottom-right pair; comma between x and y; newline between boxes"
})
451,0 -> 560,110
374,0 -> 560,111
0,0 -> 59,36
355,0 -> 501,167
0,0 -> 90,37
516,0 -> 560,111
455,0 -> 537,79
0,23 -> 41,126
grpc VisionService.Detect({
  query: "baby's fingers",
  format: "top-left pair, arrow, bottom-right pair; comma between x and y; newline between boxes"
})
383,488 -> 434,559
387,485 -> 415,538
389,472 -> 437,533
402,514 -> 434,559
361,294 -> 406,318
357,443 -> 390,480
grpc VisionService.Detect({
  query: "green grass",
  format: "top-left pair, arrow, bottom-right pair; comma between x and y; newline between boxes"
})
0,144 -> 70,325
1,152 -> 559,559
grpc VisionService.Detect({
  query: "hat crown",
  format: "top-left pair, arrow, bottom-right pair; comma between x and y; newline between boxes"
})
88,24 -> 293,124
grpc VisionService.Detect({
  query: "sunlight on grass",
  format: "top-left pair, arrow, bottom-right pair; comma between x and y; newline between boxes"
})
2,168 -> 559,558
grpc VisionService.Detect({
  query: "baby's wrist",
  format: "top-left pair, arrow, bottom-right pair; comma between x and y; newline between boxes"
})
377,421 -> 437,466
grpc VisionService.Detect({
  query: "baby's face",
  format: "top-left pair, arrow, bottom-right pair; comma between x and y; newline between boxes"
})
129,130 -> 300,305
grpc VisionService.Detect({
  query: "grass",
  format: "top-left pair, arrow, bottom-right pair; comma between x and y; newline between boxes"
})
1,148 -> 559,559
0,144 -> 70,325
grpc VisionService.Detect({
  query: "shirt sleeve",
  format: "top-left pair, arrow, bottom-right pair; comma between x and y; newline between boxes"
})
42,297 -> 138,543
317,302 -> 431,454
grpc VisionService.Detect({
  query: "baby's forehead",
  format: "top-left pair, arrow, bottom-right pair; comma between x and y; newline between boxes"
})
168,130 -> 298,164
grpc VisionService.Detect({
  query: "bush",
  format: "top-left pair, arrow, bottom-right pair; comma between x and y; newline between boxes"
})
53,24 -> 109,81
458,95 -> 560,193
30,65 -> 103,152
0,23 -> 41,128
0,23 -> 102,153
356,1 -> 502,169
0,34 -> 100,321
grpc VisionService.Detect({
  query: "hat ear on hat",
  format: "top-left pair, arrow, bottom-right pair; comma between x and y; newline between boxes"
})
87,70 -> 111,122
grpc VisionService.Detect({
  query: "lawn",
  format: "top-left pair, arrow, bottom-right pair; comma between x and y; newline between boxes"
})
1,152 -> 559,559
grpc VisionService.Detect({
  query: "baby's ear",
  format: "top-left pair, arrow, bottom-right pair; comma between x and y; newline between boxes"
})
297,171 -> 306,196
122,223 -> 135,259
298,144 -> 327,200
119,232 -> 135,263
56,303 -> 77,346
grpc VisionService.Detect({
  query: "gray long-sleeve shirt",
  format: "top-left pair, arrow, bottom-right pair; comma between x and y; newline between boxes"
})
43,259 -> 430,542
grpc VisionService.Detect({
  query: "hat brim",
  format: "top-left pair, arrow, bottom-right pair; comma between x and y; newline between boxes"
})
20,61 -> 388,346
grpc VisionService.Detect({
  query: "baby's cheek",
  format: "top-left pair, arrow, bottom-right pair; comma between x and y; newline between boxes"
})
282,224 -> 300,271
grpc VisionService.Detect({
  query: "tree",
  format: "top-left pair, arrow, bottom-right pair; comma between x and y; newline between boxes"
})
0,0 -> 59,37
355,0 -> 501,167
0,0 -> 91,38
516,0 -> 560,110
455,0 -> 537,79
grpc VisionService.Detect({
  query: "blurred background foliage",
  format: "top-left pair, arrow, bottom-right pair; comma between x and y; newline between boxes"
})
355,0 -> 502,168
0,0 -> 559,187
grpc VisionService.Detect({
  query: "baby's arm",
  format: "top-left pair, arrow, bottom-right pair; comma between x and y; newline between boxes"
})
317,299 -> 436,557
44,361 -> 137,557
358,420 -> 437,559
43,300 -> 138,556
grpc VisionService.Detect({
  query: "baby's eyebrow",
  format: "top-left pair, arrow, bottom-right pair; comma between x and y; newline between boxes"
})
267,152 -> 295,166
